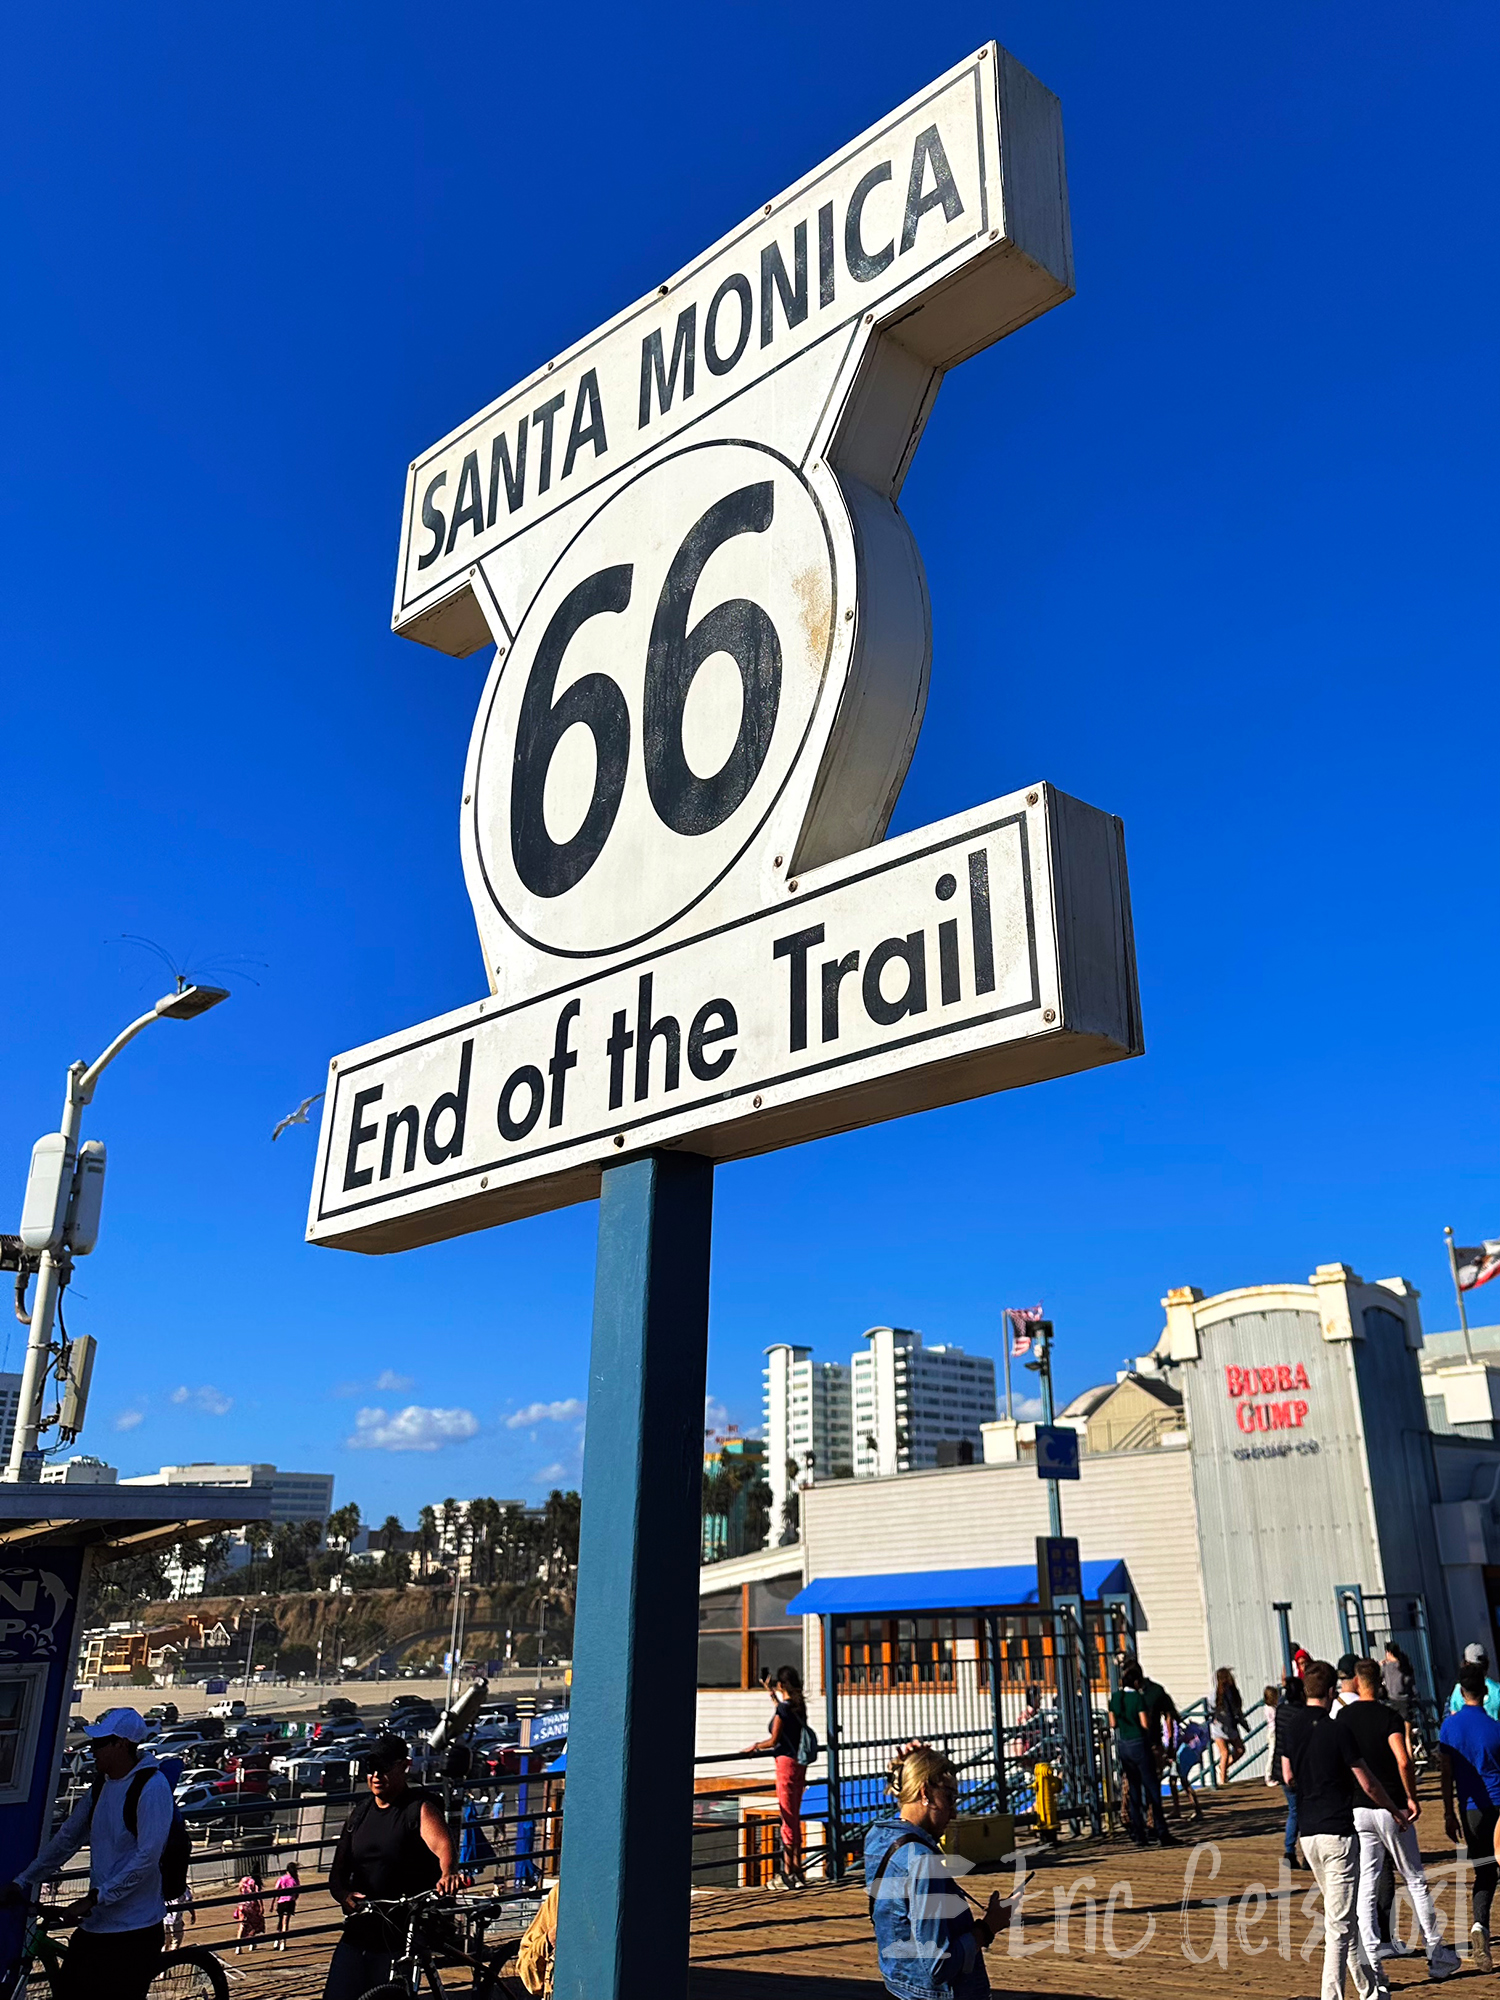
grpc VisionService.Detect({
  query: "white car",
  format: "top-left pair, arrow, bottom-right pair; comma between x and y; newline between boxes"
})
206,1698 -> 247,1720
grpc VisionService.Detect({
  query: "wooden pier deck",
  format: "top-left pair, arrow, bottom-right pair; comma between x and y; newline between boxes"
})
196,1784 -> 1491,1997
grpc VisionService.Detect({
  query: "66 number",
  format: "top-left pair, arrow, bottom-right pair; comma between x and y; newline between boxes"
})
510,481 -> 784,899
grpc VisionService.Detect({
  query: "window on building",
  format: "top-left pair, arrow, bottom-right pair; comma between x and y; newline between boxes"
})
0,1665 -> 48,1803
835,1615 -> 972,1691
697,1576 -> 803,1688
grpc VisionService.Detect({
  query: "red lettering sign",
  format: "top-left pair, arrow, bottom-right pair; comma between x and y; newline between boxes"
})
1235,1397 -> 1310,1434
1225,1362 -> 1311,1399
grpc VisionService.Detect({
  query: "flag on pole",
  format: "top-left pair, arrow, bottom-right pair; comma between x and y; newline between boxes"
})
1455,1242 -> 1500,1292
1007,1305 -> 1044,1355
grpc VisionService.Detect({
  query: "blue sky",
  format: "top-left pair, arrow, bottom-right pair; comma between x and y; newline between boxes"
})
2,2 -> 1495,1522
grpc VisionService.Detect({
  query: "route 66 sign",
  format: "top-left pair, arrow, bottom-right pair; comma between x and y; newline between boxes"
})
309,44 -> 1142,1253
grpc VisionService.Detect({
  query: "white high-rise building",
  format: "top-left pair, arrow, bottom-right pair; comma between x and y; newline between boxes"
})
851,1326 -> 997,1477
0,1373 -> 23,1468
762,1345 -> 853,1536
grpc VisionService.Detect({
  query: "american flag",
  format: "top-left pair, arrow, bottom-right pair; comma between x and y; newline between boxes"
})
1456,1241 -> 1500,1292
1007,1305 -> 1044,1355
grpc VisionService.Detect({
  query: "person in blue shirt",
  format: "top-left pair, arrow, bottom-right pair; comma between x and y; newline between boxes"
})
1440,1662 -> 1500,1970
1447,1645 -> 1500,1722
865,1745 -> 1018,2000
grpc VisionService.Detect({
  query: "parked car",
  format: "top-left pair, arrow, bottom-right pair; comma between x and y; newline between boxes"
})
319,1696 -> 360,1719
273,1741 -> 376,1788
388,1694 -> 436,1715
149,1732 -> 224,1764
143,1703 -> 179,1726
154,1717 -> 223,1742
312,1715 -> 370,1744
273,1731 -> 374,1767
206,1698 -> 247,1720
173,1782 -> 232,1812
226,1721 -> 283,1749
173,1766 -> 228,1796
178,1791 -> 280,1835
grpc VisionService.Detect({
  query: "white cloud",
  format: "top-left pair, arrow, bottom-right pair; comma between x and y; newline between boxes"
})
533,1462 -> 569,1483
505,1398 -> 585,1429
704,1394 -> 730,1433
348,1404 -> 480,1452
169,1385 -> 232,1416
114,1409 -> 144,1432
332,1367 -> 417,1399
1014,1395 -> 1044,1422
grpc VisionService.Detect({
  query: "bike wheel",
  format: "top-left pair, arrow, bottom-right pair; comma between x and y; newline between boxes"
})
145,1947 -> 229,2000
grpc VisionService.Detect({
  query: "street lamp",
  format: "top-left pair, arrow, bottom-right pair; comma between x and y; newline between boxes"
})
4,983 -> 229,1482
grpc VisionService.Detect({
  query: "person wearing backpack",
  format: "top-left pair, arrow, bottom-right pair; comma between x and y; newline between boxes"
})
0,1706 -> 176,1998
865,1745 -> 1015,1998
744,1666 -> 818,1889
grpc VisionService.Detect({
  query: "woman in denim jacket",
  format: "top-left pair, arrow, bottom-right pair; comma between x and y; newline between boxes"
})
864,1746 -> 1013,1999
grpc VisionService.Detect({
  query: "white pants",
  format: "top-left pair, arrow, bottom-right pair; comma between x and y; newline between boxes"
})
1354,1806 -> 1442,1957
1304,1832 -> 1390,2000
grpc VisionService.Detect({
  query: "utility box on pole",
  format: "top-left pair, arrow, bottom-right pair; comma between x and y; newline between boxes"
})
58,1336 -> 96,1441
64,1142 -> 106,1256
19,1137 -> 71,1254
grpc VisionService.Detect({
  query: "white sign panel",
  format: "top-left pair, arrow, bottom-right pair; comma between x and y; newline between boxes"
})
310,785 -> 1136,1252
311,45 -> 1143,1253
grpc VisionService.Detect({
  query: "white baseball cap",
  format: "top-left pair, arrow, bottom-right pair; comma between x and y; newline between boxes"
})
83,1707 -> 148,1743
1464,1644 -> 1490,1665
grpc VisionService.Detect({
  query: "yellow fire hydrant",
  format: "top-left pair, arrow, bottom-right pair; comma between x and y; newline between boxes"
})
1033,1760 -> 1056,1836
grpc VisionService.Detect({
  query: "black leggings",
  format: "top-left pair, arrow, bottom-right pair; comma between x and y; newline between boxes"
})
322,1930 -> 395,2000
1464,1804 -> 1499,1935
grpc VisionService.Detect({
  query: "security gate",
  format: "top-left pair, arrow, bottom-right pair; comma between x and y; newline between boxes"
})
817,1592 -> 1135,1875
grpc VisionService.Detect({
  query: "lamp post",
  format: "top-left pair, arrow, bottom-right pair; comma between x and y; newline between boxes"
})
1025,1320 -> 1064,1538
5,983 -> 228,1482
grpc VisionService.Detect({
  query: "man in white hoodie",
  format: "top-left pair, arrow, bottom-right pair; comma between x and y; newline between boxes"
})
1,1706 -> 173,1998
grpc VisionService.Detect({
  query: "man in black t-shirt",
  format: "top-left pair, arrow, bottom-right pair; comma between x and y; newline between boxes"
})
1339,1659 -> 1459,1979
1281,1660 -> 1405,2000
323,1737 -> 457,2000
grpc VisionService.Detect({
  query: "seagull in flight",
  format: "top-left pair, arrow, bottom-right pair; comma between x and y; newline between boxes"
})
272,1093 -> 324,1141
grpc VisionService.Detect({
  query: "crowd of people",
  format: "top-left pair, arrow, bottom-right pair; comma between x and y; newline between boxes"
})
8,1631 -> 1500,2000
1264,1636 -> 1500,2000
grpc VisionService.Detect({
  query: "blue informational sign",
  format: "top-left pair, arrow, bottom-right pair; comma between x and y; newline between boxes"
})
1035,1535 -> 1082,1609
1034,1424 -> 1081,1480
529,1706 -> 570,1747
0,1544 -> 88,1973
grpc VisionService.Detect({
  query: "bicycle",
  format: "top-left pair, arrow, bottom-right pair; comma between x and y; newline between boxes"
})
3,1908 -> 227,1999
350,1891 -> 512,1998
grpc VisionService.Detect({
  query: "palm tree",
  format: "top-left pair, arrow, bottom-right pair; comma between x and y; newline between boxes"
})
468,1497 -> 502,1586
417,1506 -> 438,1581
377,1515 -> 410,1588
326,1502 -> 362,1554
244,1522 -> 273,1593
440,1497 -> 461,1570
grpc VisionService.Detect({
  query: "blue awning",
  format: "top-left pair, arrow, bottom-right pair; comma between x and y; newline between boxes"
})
787,1560 -> 1132,1618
